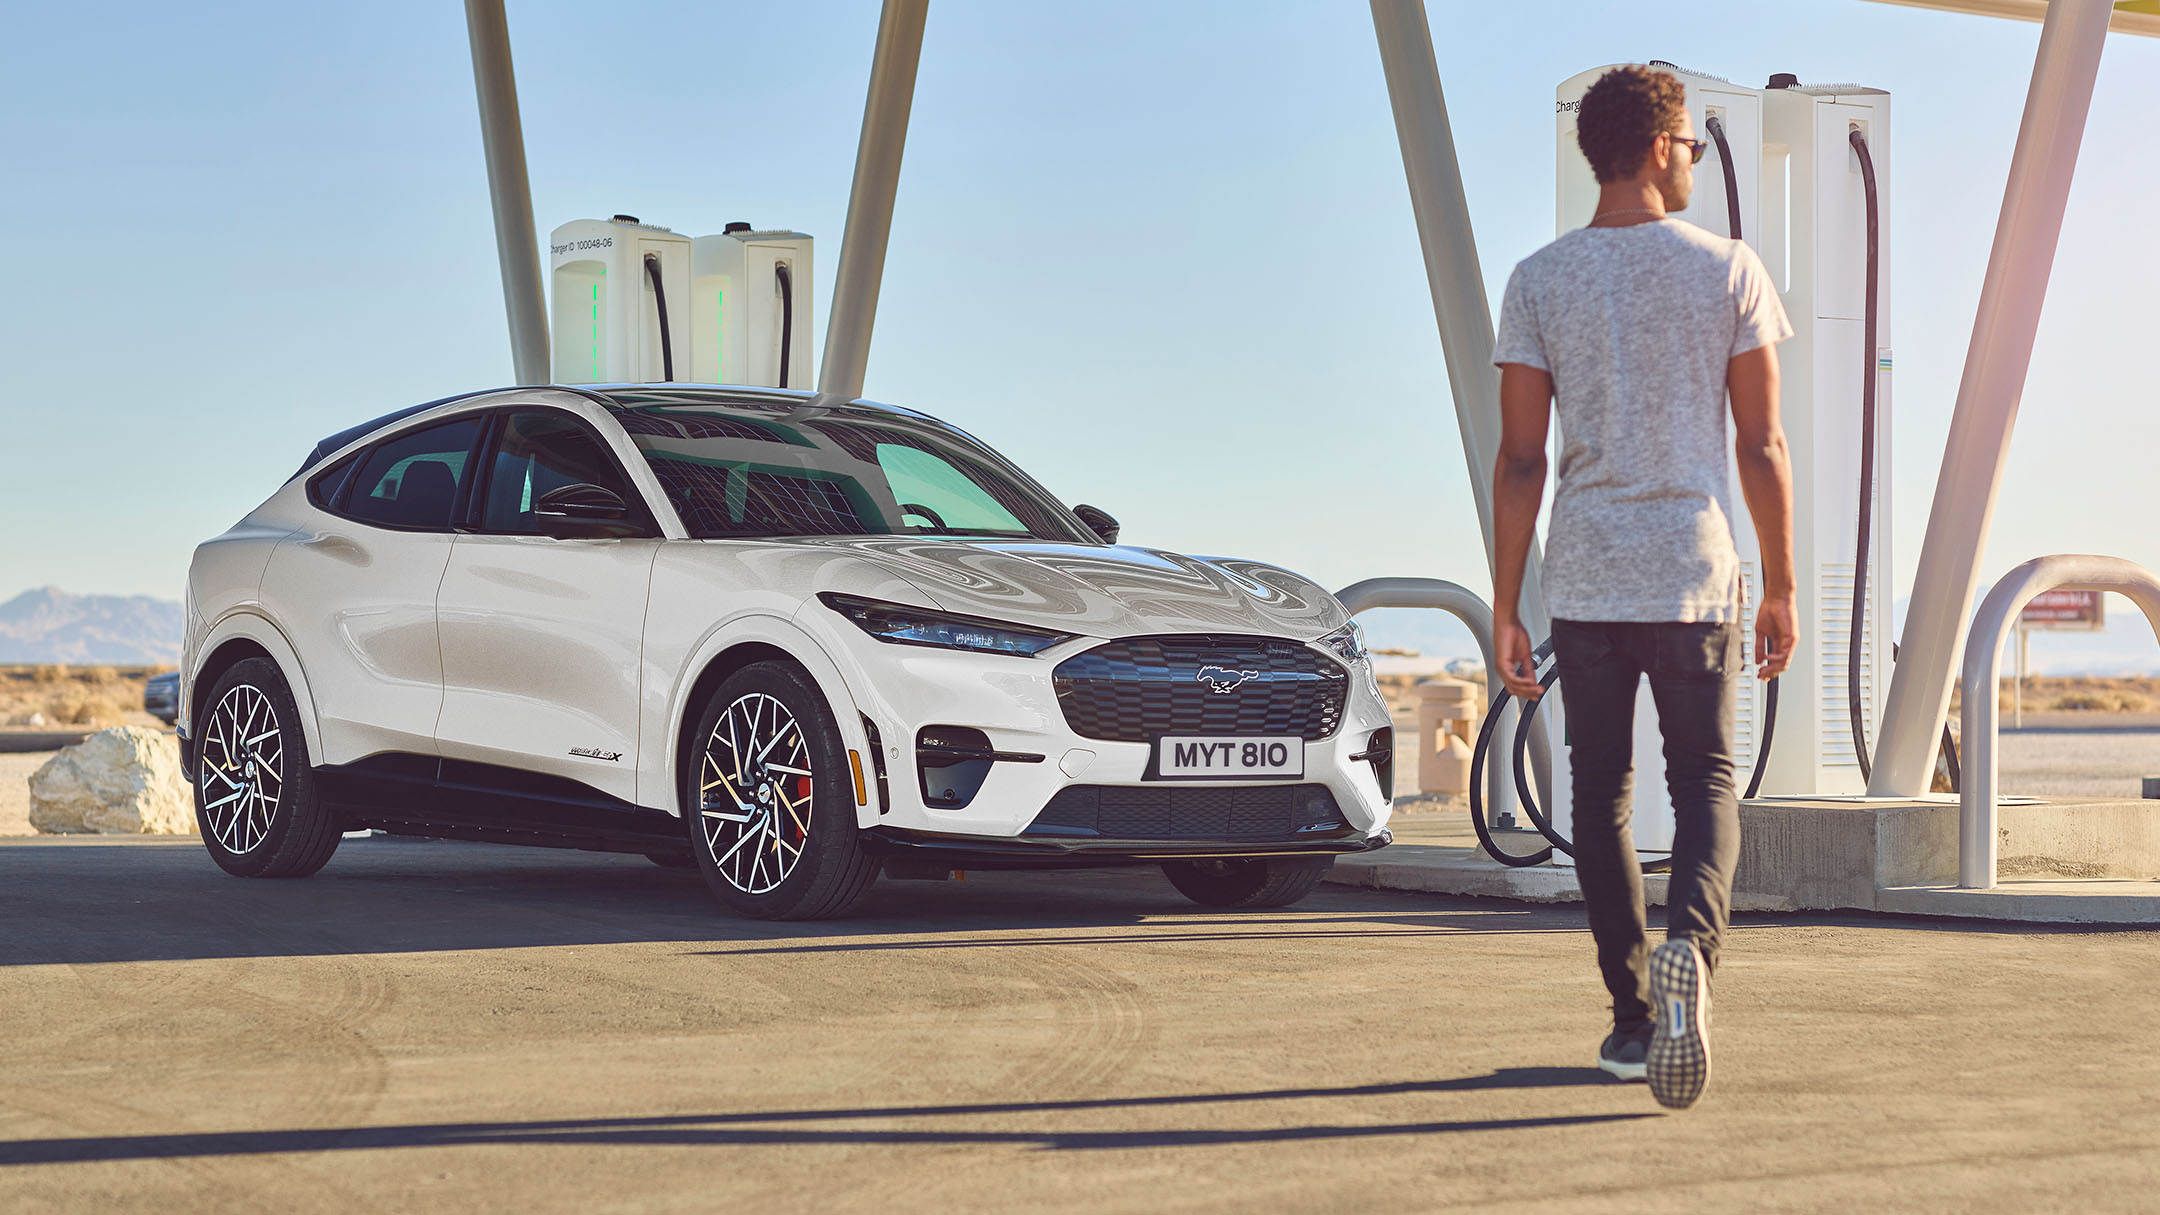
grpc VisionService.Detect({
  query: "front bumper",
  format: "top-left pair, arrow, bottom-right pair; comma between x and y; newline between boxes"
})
805,611 -> 1398,848
863,824 -> 1392,870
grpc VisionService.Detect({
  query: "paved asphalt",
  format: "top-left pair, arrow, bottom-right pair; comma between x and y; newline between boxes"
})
2,837 -> 2157,1213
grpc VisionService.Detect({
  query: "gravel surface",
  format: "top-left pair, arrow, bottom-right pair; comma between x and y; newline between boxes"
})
0,752 -> 47,835
1997,728 -> 2160,799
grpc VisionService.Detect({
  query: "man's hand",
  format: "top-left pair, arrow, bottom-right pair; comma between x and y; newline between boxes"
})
1754,595 -> 1797,681
1496,616 -> 1543,700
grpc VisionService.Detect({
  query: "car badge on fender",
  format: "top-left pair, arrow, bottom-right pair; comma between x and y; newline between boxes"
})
1195,666 -> 1262,694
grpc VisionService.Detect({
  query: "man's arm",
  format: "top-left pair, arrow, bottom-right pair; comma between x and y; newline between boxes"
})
1729,344 -> 1797,680
1493,363 -> 1552,699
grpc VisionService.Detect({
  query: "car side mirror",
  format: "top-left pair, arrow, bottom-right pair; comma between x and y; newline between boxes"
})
535,483 -> 646,539
1073,504 -> 1120,545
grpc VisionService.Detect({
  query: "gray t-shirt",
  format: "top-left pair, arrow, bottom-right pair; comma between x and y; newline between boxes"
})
1494,218 -> 1792,623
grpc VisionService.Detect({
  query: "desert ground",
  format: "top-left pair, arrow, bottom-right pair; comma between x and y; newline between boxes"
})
0,665 -> 169,731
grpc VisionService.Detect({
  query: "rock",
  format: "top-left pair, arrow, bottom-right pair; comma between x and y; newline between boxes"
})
24,712 -> 47,728
29,727 -> 195,835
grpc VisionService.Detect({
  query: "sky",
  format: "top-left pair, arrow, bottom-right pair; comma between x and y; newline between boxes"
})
4,0 -> 2156,667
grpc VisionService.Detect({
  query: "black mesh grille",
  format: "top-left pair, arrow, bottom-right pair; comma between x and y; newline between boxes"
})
1052,635 -> 1347,742
1025,784 -> 1347,841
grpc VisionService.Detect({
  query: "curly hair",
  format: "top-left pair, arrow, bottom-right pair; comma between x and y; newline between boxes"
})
1576,66 -> 1688,184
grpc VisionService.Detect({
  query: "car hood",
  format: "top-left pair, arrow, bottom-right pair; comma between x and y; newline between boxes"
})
803,538 -> 1349,641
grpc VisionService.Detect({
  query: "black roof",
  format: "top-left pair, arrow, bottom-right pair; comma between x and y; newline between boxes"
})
295,390 -> 488,476
293,384 -> 932,478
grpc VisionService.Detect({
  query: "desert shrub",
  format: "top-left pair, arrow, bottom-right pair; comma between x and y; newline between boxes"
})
79,665 -> 121,685
2044,690 -> 2152,711
45,689 -> 127,726
30,666 -> 65,685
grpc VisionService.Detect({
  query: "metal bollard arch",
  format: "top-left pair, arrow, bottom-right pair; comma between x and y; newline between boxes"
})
1334,577 -> 1551,820
1959,555 -> 2160,888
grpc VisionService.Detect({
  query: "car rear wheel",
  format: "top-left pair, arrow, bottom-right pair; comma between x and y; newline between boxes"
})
194,657 -> 342,878
1161,856 -> 1333,908
683,663 -> 877,920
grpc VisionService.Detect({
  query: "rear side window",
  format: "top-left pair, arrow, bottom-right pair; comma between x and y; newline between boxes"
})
305,455 -> 358,510
343,418 -> 484,531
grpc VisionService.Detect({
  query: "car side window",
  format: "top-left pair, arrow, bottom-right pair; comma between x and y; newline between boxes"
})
342,417 -> 484,531
478,411 -> 641,535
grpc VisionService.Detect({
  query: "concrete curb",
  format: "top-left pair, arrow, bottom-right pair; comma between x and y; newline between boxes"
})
1334,798 -> 2160,924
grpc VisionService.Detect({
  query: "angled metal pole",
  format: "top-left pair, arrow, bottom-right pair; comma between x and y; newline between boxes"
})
465,0 -> 549,385
818,0 -> 928,399
1369,0 -> 1548,634
1868,0 -> 2112,795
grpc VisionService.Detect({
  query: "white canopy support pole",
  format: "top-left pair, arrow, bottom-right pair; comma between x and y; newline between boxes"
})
818,0 -> 928,400
464,0 -> 549,386
1867,0 -> 2113,796
1368,0 -> 1549,635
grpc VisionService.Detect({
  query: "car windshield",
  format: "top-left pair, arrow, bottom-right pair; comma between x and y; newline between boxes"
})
619,401 -> 1092,542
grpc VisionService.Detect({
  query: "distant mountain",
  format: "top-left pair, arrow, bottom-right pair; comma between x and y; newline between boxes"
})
0,587 -> 183,665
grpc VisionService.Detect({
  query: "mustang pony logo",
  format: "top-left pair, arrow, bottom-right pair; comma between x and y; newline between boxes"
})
1195,665 -> 1262,694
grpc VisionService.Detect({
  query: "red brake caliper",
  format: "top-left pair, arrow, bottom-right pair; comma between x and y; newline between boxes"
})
791,776 -> 811,840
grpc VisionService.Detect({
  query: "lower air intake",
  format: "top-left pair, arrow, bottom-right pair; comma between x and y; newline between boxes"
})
1024,784 -> 1347,842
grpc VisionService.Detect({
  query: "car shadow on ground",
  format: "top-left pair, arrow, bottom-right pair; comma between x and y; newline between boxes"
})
0,836 -> 1594,967
0,836 -> 2112,970
0,1069 -> 1650,1166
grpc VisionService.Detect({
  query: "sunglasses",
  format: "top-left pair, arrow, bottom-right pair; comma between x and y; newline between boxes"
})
1667,133 -> 1708,165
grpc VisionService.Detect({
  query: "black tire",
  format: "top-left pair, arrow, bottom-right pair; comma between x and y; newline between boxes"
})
682,662 -> 878,919
644,850 -> 695,868
1161,856 -> 1334,908
193,657 -> 341,878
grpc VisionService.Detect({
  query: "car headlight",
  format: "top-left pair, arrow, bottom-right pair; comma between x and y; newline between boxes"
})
1319,620 -> 1369,665
818,593 -> 1077,657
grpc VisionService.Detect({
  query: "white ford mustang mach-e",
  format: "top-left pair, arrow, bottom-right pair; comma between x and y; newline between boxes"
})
180,385 -> 1394,918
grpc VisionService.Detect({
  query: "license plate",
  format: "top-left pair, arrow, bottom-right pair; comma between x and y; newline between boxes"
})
1156,736 -> 1304,778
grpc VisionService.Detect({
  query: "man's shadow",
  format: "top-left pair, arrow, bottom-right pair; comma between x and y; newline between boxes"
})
0,1068 -> 1651,1165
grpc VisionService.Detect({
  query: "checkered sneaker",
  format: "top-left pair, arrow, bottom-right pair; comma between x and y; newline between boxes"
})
1647,939 -> 1712,1109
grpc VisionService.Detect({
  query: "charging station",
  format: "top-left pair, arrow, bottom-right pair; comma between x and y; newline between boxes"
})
549,216 -> 692,385
691,225 -> 815,390
550,215 -> 813,389
1544,65 -> 1894,858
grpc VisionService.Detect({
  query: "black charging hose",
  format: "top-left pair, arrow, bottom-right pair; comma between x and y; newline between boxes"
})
775,263 -> 795,389
644,254 -> 675,382
1467,657 -> 1553,868
1849,128 -> 1880,780
1706,114 -> 1743,242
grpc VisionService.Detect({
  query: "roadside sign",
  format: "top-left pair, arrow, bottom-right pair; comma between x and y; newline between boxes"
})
2019,589 -> 2104,632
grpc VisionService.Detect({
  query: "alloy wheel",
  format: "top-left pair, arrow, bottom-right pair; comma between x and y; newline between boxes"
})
199,683 -> 285,855
698,692 -> 814,894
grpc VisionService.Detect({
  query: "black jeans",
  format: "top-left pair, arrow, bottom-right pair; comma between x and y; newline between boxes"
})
1549,618 -> 1742,1032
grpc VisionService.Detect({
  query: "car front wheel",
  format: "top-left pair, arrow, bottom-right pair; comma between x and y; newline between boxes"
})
194,657 -> 342,878
683,662 -> 878,920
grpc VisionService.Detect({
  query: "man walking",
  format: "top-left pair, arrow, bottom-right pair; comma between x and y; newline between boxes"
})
1489,65 -> 1797,1110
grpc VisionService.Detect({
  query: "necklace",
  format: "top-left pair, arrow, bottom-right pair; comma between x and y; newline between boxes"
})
1590,208 -> 1666,223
